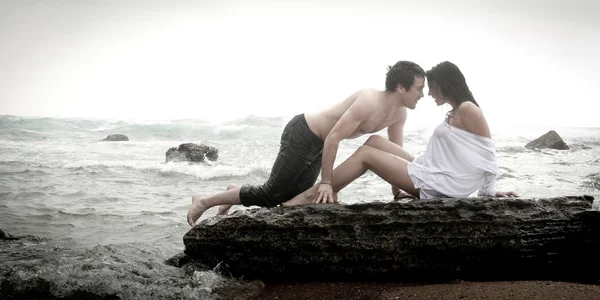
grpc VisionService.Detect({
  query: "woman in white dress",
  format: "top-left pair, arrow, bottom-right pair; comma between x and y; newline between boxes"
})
285,61 -> 518,204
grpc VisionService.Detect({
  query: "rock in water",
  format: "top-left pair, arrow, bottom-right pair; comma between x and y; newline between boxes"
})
101,134 -> 129,141
182,196 -> 600,282
525,130 -> 569,150
0,230 -> 263,300
165,143 -> 219,163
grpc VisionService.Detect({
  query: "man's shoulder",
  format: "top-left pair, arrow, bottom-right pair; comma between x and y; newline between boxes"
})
354,88 -> 381,99
347,90 -> 379,108
351,89 -> 384,110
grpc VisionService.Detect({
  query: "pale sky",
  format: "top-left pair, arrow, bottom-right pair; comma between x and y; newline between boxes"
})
1,0 -> 599,128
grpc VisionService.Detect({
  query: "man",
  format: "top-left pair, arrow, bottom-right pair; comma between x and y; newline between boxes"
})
187,60 -> 425,226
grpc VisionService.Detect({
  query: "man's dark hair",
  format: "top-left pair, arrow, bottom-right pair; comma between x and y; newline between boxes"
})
426,61 -> 479,119
385,61 -> 426,92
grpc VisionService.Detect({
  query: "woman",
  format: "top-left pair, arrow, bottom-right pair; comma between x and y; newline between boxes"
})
285,61 -> 517,205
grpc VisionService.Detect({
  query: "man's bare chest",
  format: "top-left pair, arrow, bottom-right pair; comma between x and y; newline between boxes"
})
353,115 -> 398,136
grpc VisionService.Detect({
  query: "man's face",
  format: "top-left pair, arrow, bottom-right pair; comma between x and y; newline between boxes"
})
400,76 -> 425,109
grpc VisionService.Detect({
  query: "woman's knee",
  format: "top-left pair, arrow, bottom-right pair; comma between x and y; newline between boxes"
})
354,145 -> 375,162
364,135 -> 385,147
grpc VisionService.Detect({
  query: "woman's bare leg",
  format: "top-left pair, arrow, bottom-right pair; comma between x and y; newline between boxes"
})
363,135 -> 415,162
284,135 -> 415,206
328,145 -> 418,196
284,145 -> 418,206
364,135 -> 416,198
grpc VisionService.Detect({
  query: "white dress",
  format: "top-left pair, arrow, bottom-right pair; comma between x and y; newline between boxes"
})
407,122 -> 499,199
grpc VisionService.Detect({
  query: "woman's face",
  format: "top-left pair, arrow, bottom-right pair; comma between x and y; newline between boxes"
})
428,83 -> 448,106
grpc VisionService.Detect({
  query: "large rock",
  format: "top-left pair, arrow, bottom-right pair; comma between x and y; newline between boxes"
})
100,134 -> 129,141
525,130 -> 569,150
166,143 -> 219,163
0,230 -> 263,300
182,196 -> 600,282
0,229 -> 18,241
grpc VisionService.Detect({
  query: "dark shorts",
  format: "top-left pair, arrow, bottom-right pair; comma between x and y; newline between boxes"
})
240,114 -> 324,207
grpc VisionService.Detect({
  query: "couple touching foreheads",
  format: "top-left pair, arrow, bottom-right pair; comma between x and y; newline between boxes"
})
187,60 -> 518,226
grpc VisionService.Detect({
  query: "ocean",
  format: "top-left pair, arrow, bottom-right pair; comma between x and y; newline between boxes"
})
1,114 -> 599,299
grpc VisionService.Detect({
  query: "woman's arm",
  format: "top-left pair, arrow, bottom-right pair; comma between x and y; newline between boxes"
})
478,172 -> 498,197
456,102 -> 491,138
461,102 -> 519,197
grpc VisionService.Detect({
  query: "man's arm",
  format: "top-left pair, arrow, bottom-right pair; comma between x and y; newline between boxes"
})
320,104 -> 368,185
386,108 -> 407,147
387,109 -> 407,198
314,100 -> 370,204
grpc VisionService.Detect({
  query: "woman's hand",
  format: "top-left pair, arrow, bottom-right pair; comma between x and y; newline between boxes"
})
495,191 -> 519,197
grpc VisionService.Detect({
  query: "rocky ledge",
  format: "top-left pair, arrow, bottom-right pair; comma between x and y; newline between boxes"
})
181,196 -> 599,283
0,230 -> 262,300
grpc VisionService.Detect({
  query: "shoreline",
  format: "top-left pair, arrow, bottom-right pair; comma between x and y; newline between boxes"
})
255,280 -> 600,300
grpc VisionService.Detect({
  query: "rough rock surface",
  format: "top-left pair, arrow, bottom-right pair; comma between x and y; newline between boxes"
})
525,130 -> 569,150
100,134 -> 129,141
166,143 -> 219,163
0,231 -> 263,300
183,196 -> 599,282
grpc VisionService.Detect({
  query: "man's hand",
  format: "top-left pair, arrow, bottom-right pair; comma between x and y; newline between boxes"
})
313,183 -> 335,204
495,191 -> 519,197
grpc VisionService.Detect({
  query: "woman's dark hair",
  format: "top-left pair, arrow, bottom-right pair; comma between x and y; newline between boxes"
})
385,61 -> 425,91
426,61 -> 479,120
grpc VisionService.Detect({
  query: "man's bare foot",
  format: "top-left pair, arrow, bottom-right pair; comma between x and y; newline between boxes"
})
187,194 -> 209,227
216,184 -> 238,216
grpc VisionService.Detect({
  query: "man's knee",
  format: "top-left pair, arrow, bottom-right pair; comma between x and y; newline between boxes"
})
240,184 -> 279,207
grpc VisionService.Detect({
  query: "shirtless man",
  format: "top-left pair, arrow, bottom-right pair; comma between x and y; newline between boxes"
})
187,60 -> 425,226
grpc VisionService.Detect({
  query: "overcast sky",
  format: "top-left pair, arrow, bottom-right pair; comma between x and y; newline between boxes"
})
1,0 -> 599,128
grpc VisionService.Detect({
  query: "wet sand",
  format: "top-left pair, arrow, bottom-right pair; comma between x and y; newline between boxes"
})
255,280 -> 600,300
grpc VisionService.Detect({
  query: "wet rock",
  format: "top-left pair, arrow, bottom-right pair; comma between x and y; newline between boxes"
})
0,229 -> 12,240
166,143 -> 219,163
183,196 -> 600,282
0,230 -> 41,242
164,252 -> 192,268
0,230 -> 262,300
101,134 -> 129,141
525,130 -> 569,150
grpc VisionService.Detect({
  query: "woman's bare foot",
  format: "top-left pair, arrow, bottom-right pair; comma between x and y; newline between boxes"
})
282,185 -> 319,207
187,194 -> 209,226
393,190 -> 416,200
216,184 -> 238,216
